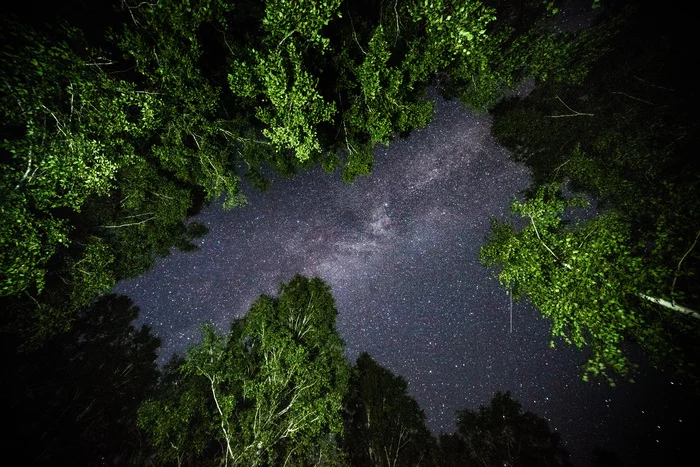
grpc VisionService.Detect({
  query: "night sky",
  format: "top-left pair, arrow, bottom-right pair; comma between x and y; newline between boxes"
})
115,93 -> 693,466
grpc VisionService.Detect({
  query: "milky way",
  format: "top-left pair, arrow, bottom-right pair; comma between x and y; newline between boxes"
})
115,94 -> 692,466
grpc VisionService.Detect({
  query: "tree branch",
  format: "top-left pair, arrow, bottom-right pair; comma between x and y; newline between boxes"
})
529,217 -> 572,270
638,294 -> 700,320
611,91 -> 654,105
546,95 -> 594,117
100,217 -> 156,228
671,230 -> 700,304
204,372 -> 235,465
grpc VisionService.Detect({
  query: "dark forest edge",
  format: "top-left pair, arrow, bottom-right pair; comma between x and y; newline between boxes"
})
4,276 -> 573,466
1,0 -> 699,465
482,0 -> 700,385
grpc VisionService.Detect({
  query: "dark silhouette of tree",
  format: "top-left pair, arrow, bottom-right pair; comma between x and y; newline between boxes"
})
343,352 -> 437,466
2,294 -> 161,465
438,391 -> 571,467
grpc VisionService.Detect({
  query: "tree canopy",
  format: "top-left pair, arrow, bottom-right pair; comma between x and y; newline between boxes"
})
484,1 -> 700,384
4,1 -> 691,465
137,275 -> 350,465
1,0 -> 611,343
439,391 -> 571,466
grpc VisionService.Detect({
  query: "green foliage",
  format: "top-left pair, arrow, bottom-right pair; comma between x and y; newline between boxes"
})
0,21 -> 142,297
68,236 -> 116,309
0,2 -> 641,464
0,197 -> 69,297
487,3 -> 700,383
262,0 -> 343,49
345,25 -> 435,147
481,183 -> 698,383
117,0 -> 246,209
230,42 -> 337,162
138,276 -> 349,466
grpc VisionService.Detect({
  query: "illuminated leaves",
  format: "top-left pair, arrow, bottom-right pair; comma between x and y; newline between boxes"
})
262,0 -> 343,49
481,184 -> 652,382
229,40 -> 336,162
138,276 -> 349,465
346,25 -> 434,147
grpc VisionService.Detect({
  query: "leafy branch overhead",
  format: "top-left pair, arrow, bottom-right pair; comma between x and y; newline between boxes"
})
2,0 -> 609,342
481,184 -> 699,383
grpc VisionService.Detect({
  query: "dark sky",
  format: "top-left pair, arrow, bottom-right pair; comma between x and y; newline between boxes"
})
115,94 -> 693,466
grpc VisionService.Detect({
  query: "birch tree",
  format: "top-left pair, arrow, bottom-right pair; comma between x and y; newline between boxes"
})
481,183 -> 699,383
138,276 -> 350,466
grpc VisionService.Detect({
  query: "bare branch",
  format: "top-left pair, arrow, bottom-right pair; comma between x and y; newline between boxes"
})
14,152 -> 32,190
547,95 -> 594,118
611,91 -> 654,105
348,9 -> 366,55
100,216 -> 156,228
120,211 -> 155,220
41,105 -> 68,137
634,75 -> 675,91
638,294 -> 700,320
529,217 -> 572,270
277,29 -> 297,52
671,230 -> 700,304
84,60 -> 118,67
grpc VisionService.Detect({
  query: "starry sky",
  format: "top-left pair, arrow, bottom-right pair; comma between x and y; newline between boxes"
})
115,93 -> 694,466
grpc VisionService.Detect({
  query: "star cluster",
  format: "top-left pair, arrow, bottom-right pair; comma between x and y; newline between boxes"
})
115,95 -> 693,466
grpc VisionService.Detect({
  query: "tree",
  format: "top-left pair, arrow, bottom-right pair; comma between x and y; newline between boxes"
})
480,183 -> 699,383
138,275 -> 350,466
438,391 -> 571,467
0,19 -> 147,299
2,294 -> 161,465
343,352 -> 436,467
0,14 -> 215,342
485,3 -> 700,384
2,0 -> 615,344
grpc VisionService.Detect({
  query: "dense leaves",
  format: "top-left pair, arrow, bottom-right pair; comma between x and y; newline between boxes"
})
4,1 -> 677,465
484,2 -> 700,384
1,0 -> 609,343
481,184 -> 681,382
138,275 -> 350,465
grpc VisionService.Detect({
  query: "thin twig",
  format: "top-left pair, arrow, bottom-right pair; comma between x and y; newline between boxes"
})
5,81 -> 27,115
120,211 -> 155,220
634,75 -> 675,91
14,153 -> 32,190
671,230 -> 700,304
84,60 -> 118,67
348,9 -> 366,55
394,0 -> 401,46
277,29 -> 296,52
42,105 -> 68,137
530,216 -> 572,270
611,91 -> 654,105
100,217 -> 156,228
551,158 -> 571,176
546,95 -> 594,118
